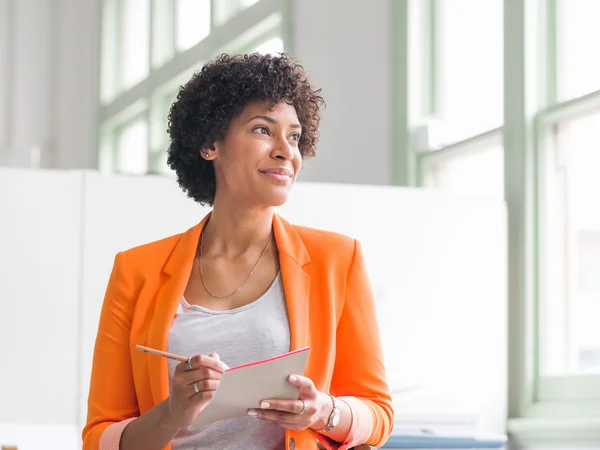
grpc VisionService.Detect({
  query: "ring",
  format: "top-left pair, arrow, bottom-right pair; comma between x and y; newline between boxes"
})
186,357 -> 193,370
299,400 -> 308,415
193,382 -> 200,394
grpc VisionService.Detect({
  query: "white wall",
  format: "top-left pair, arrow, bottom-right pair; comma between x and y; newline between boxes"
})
0,0 -> 98,169
293,0 -> 393,185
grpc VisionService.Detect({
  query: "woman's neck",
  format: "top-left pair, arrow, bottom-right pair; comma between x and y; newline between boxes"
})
200,201 -> 275,258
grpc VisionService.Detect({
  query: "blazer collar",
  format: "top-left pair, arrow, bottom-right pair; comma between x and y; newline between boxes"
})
273,213 -> 311,352
146,211 -> 311,405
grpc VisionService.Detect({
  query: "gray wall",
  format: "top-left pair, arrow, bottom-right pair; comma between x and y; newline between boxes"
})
293,0 -> 392,185
0,0 -> 98,170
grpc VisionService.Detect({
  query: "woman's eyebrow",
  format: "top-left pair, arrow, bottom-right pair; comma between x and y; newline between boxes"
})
247,115 -> 302,129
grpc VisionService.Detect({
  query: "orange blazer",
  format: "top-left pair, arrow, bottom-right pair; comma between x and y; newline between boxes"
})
83,213 -> 393,450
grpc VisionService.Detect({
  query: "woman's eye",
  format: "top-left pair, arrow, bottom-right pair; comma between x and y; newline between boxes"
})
289,133 -> 301,141
254,126 -> 269,135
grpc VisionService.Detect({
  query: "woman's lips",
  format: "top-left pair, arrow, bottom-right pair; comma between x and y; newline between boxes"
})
259,167 -> 293,182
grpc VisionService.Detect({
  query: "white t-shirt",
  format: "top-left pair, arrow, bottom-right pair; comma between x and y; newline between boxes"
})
166,273 -> 290,450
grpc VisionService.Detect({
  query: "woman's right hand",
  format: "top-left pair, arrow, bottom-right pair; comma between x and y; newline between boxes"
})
165,352 -> 229,429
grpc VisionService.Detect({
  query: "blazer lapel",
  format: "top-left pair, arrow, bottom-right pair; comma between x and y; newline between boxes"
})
147,213 -> 210,405
273,214 -> 311,351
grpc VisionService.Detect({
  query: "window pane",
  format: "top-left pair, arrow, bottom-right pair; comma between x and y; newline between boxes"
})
541,111 -> 600,376
176,0 -> 211,52
117,118 -> 148,175
252,37 -> 284,55
437,0 -> 503,143
122,0 -> 150,89
560,0 -> 600,100
424,144 -> 504,198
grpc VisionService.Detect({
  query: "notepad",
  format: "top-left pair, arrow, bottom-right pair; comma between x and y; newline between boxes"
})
190,347 -> 310,429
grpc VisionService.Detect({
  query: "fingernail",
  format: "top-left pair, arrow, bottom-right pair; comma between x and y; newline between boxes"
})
289,375 -> 297,382
247,409 -> 257,416
261,402 -> 270,409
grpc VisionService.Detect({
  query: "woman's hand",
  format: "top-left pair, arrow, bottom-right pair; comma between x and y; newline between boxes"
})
247,374 -> 333,431
165,352 -> 229,429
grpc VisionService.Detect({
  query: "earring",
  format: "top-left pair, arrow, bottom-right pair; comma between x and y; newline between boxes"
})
203,152 -> 210,158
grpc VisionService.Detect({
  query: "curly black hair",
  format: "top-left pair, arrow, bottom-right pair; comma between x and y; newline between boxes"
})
166,53 -> 325,206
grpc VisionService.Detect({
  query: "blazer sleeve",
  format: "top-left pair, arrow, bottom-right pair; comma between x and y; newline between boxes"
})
329,239 -> 394,448
82,252 -> 140,449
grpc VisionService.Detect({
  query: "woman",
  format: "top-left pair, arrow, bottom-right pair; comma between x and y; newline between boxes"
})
83,53 -> 393,450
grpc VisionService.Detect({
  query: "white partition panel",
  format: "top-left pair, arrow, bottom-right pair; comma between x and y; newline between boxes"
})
279,184 -> 507,433
78,171 -> 209,428
0,168 -> 82,424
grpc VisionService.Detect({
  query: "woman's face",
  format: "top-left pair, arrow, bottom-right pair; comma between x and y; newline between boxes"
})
206,100 -> 303,208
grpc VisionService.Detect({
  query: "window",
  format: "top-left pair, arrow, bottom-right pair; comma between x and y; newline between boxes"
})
558,0 -> 600,101
409,0 -> 600,425
98,0 -> 289,175
493,0 -> 600,424
540,110 -> 600,378
436,0 -> 504,144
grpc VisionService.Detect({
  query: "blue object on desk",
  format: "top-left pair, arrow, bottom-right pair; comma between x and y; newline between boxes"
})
382,432 -> 507,449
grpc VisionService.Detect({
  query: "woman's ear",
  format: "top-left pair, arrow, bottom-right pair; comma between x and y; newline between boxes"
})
201,143 -> 216,160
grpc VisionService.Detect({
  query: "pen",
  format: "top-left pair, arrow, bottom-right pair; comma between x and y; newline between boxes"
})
136,344 -> 188,363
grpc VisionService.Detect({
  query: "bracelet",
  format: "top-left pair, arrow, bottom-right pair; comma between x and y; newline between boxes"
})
314,394 -> 340,432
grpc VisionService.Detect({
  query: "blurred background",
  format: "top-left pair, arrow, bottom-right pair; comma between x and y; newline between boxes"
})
1,0 -> 600,449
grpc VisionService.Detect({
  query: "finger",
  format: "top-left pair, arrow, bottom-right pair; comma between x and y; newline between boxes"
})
187,379 -> 220,399
249,409 -> 301,425
192,354 -> 229,371
258,399 -> 312,415
190,389 -> 216,404
287,375 -> 317,396
180,367 -> 223,385
176,354 -> 229,374
209,353 -> 229,370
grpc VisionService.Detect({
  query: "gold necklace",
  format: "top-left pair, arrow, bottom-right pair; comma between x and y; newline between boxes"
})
198,231 -> 272,299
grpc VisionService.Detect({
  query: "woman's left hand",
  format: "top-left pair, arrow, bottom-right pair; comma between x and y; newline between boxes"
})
247,374 -> 331,431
